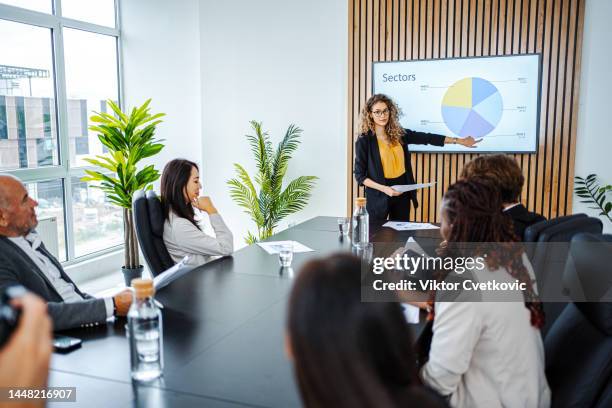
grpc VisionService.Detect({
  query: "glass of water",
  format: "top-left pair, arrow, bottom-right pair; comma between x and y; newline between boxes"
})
352,242 -> 374,264
337,217 -> 350,236
279,243 -> 294,267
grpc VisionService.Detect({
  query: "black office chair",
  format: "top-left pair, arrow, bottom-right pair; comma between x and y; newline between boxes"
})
527,216 -> 603,335
132,190 -> 175,276
545,233 -> 612,408
524,213 -> 588,257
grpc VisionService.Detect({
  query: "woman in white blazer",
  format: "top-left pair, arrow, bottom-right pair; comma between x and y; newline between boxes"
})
160,159 -> 233,266
420,177 -> 551,408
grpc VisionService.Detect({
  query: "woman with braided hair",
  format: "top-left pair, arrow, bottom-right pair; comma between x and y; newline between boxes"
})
420,177 -> 551,408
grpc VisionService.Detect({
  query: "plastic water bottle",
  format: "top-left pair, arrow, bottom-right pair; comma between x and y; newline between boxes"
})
351,197 -> 369,248
128,279 -> 163,382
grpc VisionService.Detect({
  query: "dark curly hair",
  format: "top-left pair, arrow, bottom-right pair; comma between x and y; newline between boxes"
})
428,177 -> 544,329
460,154 -> 525,203
358,94 -> 405,145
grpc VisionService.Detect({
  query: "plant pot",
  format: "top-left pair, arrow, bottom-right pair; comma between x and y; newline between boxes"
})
122,265 -> 144,287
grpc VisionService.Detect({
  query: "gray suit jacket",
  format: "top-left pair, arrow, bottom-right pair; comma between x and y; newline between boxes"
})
0,236 -> 108,331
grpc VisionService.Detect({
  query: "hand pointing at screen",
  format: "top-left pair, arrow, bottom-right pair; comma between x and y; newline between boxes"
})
444,135 -> 482,147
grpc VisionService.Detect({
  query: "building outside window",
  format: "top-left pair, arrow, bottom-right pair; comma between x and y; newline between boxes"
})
0,0 -> 123,264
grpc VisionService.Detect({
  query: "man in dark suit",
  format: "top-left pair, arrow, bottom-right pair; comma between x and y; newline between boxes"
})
461,155 -> 546,240
0,175 -> 132,331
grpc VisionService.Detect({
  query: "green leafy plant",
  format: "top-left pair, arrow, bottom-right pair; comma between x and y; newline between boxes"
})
228,121 -> 318,244
81,99 -> 165,269
575,174 -> 612,222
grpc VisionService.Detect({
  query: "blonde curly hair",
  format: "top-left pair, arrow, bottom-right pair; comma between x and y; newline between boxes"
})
358,94 -> 405,145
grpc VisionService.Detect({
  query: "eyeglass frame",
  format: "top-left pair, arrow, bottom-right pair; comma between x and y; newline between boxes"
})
371,108 -> 390,117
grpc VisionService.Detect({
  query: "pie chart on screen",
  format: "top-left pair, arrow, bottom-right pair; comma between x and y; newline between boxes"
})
441,77 -> 503,138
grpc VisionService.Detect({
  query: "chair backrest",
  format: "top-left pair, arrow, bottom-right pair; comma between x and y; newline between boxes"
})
132,190 -> 175,276
524,213 -> 588,259
524,213 -> 588,243
529,216 -> 603,336
531,216 -> 603,289
545,233 -> 612,408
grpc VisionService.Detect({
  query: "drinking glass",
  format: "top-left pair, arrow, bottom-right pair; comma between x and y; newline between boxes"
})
337,217 -> 350,236
279,243 -> 294,267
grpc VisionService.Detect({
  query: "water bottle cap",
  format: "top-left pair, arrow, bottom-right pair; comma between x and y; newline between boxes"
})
131,278 -> 155,298
355,197 -> 366,206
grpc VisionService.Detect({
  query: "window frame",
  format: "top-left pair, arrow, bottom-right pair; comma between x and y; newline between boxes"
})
0,0 -> 124,266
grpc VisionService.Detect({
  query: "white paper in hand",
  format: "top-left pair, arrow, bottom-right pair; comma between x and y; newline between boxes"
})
390,182 -> 436,193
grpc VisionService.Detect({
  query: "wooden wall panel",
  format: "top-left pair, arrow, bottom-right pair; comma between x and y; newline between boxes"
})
347,0 -> 585,221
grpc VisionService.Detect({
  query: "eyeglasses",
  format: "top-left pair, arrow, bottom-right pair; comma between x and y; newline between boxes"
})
371,109 -> 390,117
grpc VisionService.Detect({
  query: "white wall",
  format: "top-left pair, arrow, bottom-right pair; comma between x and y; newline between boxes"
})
199,0 -> 348,248
573,0 -> 612,233
120,0 -> 202,175
73,0 -> 203,281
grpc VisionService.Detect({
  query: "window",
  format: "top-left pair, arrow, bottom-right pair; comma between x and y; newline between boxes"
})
63,28 -> 118,167
61,0 -> 115,28
27,179 -> 66,261
0,0 -> 51,14
0,19 -> 57,171
0,1 -> 122,264
71,176 -> 123,258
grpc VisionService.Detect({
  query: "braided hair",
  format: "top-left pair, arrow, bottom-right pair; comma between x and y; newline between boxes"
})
428,177 -> 545,329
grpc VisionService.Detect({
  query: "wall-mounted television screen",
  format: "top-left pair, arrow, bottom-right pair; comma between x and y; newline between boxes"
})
373,54 -> 541,153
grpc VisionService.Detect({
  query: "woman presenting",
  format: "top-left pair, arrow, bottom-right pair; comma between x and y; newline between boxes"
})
354,94 -> 480,221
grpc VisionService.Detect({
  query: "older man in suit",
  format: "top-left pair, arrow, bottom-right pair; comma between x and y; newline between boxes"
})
0,175 -> 132,331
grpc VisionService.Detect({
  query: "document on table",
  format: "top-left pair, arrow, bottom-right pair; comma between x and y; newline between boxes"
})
390,182 -> 436,193
383,221 -> 440,231
404,237 -> 429,256
154,256 -> 194,290
257,240 -> 314,255
401,303 -> 420,324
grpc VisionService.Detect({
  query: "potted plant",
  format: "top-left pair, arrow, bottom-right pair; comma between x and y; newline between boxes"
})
81,99 -> 165,285
227,120 -> 318,244
575,174 -> 612,223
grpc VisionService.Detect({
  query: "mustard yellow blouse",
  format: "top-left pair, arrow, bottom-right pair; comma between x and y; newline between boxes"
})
377,138 -> 406,178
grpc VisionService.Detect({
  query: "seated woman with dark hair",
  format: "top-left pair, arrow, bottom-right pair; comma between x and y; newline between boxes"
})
420,178 -> 550,408
286,253 -> 447,408
460,154 -> 545,239
161,159 -> 233,266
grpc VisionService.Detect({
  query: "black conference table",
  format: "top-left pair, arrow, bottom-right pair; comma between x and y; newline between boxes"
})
49,216 -> 443,408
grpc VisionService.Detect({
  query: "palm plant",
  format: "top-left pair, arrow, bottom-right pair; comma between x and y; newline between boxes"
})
228,121 -> 318,244
81,99 -> 165,270
575,174 -> 612,223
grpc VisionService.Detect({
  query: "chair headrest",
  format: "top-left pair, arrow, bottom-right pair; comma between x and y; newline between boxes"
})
563,232 -> 612,335
524,213 -> 588,242
145,190 -> 165,237
537,216 -> 603,243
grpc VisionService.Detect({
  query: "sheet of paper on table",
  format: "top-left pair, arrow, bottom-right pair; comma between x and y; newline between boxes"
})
390,182 -> 436,193
404,236 -> 430,257
383,221 -> 440,231
257,240 -> 315,255
154,256 -> 195,290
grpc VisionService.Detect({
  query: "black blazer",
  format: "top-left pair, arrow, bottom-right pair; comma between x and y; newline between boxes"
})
354,129 -> 445,219
503,204 -> 546,240
0,236 -> 107,331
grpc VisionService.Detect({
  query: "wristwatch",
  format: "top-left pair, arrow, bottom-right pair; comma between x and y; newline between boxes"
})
452,137 -> 458,144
